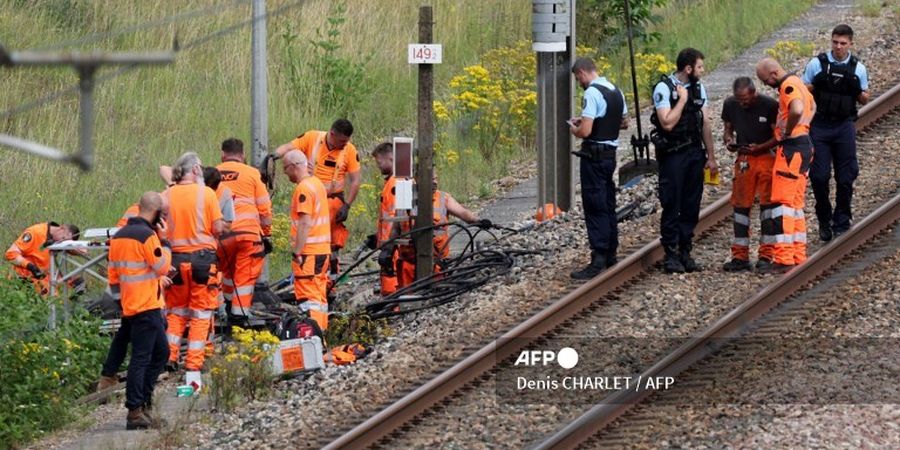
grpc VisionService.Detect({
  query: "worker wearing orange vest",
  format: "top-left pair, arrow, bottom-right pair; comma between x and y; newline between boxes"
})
117,204 -> 140,228
215,138 -> 273,317
721,77 -> 779,272
388,175 -> 490,289
5,221 -> 80,295
283,150 -> 332,330
370,142 -> 399,295
275,119 -> 361,282
756,58 -> 816,272
106,192 -> 171,430
162,152 -> 226,379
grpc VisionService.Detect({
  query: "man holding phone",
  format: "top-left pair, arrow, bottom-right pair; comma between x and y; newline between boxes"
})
721,77 -> 778,272
568,57 -> 629,279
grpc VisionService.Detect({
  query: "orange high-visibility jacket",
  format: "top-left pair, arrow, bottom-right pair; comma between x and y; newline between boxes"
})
216,161 -> 272,237
399,191 -> 450,259
377,176 -> 397,245
775,75 -> 815,140
164,184 -> 223,253
290,176 -> 331,255
291,131 -> 361,194
117,204 -> 140,228
108,217 -> 171,317
5,222 -> 54,278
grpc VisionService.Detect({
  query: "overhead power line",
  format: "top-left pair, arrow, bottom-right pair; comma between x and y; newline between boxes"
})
0,0 -> 306,121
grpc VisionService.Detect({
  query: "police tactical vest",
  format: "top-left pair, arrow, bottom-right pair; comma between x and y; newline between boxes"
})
585,83 -> 625,143
811,52 -> 862,121
650,75 -> 704,143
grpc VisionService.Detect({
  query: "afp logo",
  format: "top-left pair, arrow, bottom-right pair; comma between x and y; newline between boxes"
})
514,347 -> 579,369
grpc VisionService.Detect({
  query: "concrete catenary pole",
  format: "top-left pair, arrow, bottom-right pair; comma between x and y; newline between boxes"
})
251,0 -> 270,282
251,0 -> 269,167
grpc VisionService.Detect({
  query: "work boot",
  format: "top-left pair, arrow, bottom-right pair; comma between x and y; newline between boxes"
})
126,407 -> 153,430
606,250 -> 618,268
679,245 -> 699,273
570,252 -> 608,280
723,258 -> 751,272
819,226 -> 833,243
761,262 -> 794,274
96,375 -> 119,392
143,402 -> 168,429
663,247 -> 685,274
755,258 -> 773,272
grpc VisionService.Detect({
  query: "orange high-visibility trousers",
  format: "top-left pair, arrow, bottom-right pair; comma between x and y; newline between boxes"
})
730,154 -> 776,261
292,254 -> 330,330
770,137 -> 812,266
380,251 -> 399,296
218,235 -> 264,315
328,196 -> 349,250
165,257 -> 218,371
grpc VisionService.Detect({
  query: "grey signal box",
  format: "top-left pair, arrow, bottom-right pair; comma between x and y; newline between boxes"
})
533,0 -> 571,51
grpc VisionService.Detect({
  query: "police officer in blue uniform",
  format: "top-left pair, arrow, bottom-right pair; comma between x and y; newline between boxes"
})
650,48 -> 718,273
802,24 -> 870,242
568,57 -> 629,279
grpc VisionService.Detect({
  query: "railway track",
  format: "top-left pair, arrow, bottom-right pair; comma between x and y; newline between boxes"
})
321,83 -> 900,450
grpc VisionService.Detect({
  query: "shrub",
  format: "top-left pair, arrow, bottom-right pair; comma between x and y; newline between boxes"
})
765,40 -> 816,66
0,279 -> 107,448
206,326 -> 280,412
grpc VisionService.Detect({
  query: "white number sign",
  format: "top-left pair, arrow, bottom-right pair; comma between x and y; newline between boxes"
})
408,44 -> 442,64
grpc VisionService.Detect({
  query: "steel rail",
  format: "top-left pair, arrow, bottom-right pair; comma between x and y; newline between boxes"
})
323,194 -> 730,449
326,82 -> 900,450
535,84 -> 900,450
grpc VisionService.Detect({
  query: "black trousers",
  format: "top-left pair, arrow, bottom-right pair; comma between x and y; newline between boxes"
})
124,309 -> 169,411
101,319 -> 130,377
809,119 -> 858,232
658,147 -> 705,248
580,157 -> 618,255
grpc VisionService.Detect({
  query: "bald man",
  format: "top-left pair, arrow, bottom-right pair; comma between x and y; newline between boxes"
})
756,58 -> 816,272
283,150 -> 332,330
106,191 -> 172,429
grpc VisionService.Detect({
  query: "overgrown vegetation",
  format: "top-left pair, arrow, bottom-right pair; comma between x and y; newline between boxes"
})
0,280 -> 107,448
325,312 -> 393,348
207,326 -> 280,412
766,40 -> 817,66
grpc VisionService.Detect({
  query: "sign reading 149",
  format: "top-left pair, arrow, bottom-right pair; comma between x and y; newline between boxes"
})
408,44 -> 442,64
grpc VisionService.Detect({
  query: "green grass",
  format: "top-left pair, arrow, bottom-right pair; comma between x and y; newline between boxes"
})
600,0 -> 817,102
0,0 -> 529,272
1,0 -> 819,283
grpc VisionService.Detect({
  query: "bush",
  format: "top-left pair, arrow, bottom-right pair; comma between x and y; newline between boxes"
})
207,326 -> 280,412
765,40 -> 816,66
0,279 -> 107,449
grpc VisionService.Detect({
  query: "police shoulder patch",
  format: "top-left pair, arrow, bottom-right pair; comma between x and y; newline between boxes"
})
654,92 -> 664,103
154,247 -> 163,257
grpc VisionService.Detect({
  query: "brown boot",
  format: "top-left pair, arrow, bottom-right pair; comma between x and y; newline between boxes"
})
143,403 -> 168,428
126,407 -> 153,430
96,375 -> 119,392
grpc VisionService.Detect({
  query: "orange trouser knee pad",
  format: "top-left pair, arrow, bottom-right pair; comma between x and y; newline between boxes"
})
293,254 -> 330,330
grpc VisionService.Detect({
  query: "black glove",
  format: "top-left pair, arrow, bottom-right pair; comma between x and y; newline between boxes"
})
476,219 -> 493,229
26,263 -> 45,280
378,247 -> 395,276
261,236 -> 274,255
335,203 -> 350,223
364,234 -> 377,250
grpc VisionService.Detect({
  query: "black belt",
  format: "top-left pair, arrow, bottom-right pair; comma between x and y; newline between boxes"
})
573,142 -> 617,160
